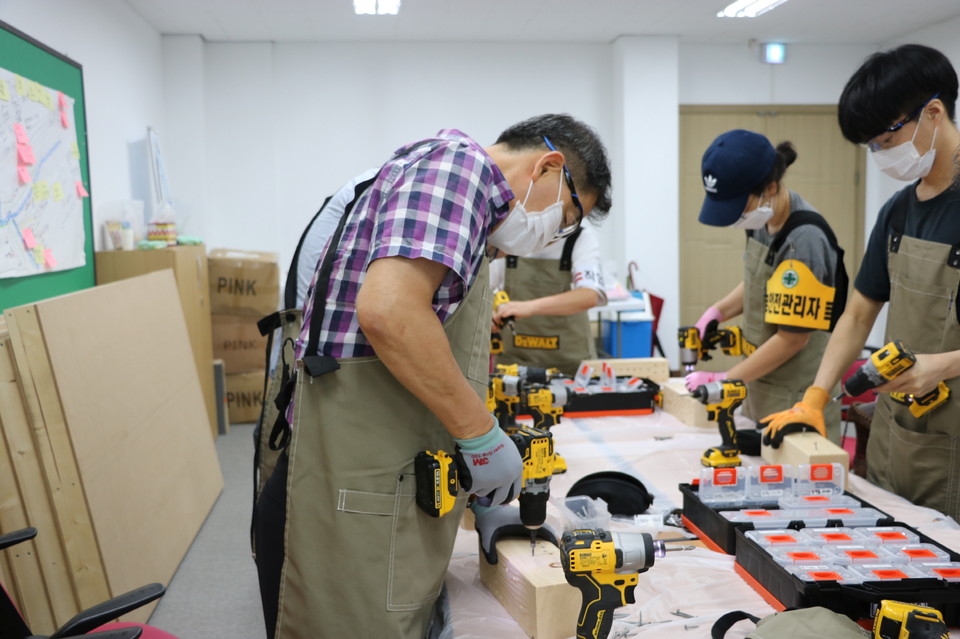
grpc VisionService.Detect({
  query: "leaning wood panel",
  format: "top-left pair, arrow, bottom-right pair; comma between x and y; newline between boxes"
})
6,306 -> 110,613
32,270 -> 224,622
0,317 -> 75,631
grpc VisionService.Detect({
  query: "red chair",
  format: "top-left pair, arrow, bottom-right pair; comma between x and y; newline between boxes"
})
0,528 -> 179,639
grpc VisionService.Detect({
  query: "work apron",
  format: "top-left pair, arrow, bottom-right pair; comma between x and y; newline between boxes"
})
866,234 -> 960,519
741,236 -> 841,443
274,259 -> 492,639
499,249 -> 596,377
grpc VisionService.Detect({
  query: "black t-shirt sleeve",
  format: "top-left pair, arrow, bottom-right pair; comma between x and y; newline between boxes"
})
854,199 -> 895,303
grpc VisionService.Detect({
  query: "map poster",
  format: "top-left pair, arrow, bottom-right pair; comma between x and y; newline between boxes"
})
0,65 -> 87,279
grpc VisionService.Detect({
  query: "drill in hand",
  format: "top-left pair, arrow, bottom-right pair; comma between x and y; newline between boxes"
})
509,424 -> 555,554
560,529 -> 690,639
692,379 -> 747,468
838,340 -> 950,418
678,326 -> 702,372
679,324 -> 754,373
491,289 -> 515,355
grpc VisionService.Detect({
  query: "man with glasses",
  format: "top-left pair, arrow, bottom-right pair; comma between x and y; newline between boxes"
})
762,44 -> 960,521
489,134 -> 608,377
253,113 -> 612,639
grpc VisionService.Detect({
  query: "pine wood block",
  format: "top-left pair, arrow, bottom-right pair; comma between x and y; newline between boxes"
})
660,377 -> 710,428
479,538 -> 579,639
761,432 -> 850,478
578,357 -> 669,383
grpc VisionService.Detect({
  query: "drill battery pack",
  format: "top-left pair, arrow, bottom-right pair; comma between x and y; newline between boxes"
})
414,450 -> 458,518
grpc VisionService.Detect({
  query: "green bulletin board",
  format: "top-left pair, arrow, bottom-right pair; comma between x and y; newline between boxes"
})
0,19 -> 93,313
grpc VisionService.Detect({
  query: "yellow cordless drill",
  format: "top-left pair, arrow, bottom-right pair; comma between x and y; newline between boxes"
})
509,424 -> 556,554
692,379 -> 747,468
678,326 -> 702,372
489,373 -> 522,432
491,289 -> 514,355
560,529 -> 691,639
838,340 -> 951,418
873,599 -> 949,639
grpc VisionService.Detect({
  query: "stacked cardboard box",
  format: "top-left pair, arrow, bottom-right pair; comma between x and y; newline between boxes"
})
208,249 -> 280,424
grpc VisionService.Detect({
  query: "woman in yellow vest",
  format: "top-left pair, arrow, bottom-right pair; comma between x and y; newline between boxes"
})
685,129 -> 846,445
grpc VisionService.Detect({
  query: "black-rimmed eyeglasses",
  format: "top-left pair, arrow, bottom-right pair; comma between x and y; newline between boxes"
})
542,135 -> 584,225
866,92 -> 940,152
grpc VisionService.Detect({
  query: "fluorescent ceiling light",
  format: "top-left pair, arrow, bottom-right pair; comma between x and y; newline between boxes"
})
354,0 -> 401,15
717,0 -> 790,18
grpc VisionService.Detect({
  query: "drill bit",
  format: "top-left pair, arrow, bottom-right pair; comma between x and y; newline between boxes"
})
530,529 -> 537,555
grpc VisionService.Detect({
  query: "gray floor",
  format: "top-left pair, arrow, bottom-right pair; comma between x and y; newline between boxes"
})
148,423 -> 266,638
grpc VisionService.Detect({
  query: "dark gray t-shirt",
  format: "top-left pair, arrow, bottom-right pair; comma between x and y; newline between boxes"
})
856,182 -> 960,302
749,191 -> 840,332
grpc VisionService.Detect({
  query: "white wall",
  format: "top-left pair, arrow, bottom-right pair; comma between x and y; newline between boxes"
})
1,0 -> 165,248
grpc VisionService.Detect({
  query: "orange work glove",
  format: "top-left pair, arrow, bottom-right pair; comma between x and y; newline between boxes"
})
759,386 -> 829,449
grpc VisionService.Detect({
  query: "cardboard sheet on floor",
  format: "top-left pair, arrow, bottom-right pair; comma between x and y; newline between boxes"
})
3,270 -> 223,628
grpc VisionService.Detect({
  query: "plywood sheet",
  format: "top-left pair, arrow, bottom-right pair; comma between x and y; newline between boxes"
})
20,270 -> 223,622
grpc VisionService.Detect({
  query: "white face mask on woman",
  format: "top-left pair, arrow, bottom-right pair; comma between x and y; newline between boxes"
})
487,175 -> 565,255
729,199 -> 774,230
872,116 -> 939,181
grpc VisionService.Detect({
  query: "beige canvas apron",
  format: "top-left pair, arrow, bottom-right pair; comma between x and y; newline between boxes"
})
866,234 -> 960,519
742,236 -> 841,443
274,258 -> 491,639
499,254 -> 596,377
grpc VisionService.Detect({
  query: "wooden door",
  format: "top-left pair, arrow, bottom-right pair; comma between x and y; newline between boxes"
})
678,106 -> 865,371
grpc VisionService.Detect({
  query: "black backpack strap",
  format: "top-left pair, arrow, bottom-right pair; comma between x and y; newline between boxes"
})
766,210 -> 848,330
711,610 -> 761,638
559,227 -> 581,272
284,194 -> 333,310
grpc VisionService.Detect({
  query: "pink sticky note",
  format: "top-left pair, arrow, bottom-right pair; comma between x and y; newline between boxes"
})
17,166 -> 31,184
58,91 -> 67,108
22,228 -> 36,249
75,181 -> 88,197
60,111 -> 69,128
13,123 -> 29,144
17,143 -> 35,165
44,248 -> 57,268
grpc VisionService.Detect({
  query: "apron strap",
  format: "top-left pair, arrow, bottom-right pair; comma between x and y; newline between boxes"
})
558,227 -> 581,272
506,255 -> 518,268
284,194 -> 333,310
889,204 -> 907,254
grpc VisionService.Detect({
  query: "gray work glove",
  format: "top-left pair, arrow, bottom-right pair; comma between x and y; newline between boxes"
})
472,502 -> 560,565
454,417 -> 523,507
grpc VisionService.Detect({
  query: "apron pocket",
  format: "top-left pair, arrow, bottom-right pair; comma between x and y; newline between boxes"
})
874,400 -> 960,516
337,474 -> 464,612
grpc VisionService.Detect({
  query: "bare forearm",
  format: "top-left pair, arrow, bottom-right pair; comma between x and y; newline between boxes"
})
358,258 -> 492,440
496,288 -> 601,320
727,329 -> 809,383
812,291 -> 884,391
713,281 -> 745,321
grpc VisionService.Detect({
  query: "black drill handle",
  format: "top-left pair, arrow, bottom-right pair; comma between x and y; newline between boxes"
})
706,407 -> 738,448
564,573 -> 630,639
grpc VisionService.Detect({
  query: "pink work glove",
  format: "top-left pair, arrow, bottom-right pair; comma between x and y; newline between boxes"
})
696,306 -> 724,340
684,370 -> 728,392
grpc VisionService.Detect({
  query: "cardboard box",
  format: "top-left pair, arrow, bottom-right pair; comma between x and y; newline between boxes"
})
208,249 -> 280,317
212,314 -> 268,374
226,370 -> 265,424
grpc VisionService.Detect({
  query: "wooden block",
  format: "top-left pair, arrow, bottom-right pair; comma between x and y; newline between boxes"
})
761,432 -> 850,479
659,377 -> 710,428
479,538 -> 580,639
577,357 -> 669,383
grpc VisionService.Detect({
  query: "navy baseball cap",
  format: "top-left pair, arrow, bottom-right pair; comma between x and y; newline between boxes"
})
698,129 -> 777,227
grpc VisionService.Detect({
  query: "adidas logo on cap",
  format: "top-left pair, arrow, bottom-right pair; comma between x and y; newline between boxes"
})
703,174 -> 718,193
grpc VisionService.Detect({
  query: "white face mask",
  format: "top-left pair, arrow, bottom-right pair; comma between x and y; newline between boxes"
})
487,175 -> 565,255
729,199 -> 774,230
872,116 -> 939,181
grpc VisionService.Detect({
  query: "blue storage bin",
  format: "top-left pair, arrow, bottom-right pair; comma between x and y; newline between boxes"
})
602,312 -> 653,357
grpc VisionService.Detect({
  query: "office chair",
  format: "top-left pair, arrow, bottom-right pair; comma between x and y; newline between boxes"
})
0,527 -> 178,639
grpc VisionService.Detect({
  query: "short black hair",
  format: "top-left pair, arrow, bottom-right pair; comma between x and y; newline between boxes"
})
838,44 -> 958,145
496,113 -> 612,220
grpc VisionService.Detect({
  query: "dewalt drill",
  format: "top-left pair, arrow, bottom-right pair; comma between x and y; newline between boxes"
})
509,424 -> 556,554
559,529 -> 691,639
692,379 -> 747,468
873,599 -> 949,639
678,325 -> 702,372
838,340 -> 951,418
490,373 -> 522,432
491,289 -> 515,355
679,324 -> 754,372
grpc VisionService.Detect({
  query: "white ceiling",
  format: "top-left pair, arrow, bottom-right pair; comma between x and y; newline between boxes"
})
121,0 -> 960,46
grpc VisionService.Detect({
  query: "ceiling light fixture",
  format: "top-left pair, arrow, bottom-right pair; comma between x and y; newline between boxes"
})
353,0 -> 401,15
717,0 -> 790,18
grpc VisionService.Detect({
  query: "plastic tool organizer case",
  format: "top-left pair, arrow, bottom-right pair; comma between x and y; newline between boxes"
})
680,482 -> 960,624
561,377 -> 659,416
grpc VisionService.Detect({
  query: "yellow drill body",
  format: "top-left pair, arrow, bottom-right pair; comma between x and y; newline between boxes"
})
692,379 -> 747,468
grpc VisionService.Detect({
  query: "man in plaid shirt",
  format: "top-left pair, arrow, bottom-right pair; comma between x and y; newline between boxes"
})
255,114 -> 611,639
